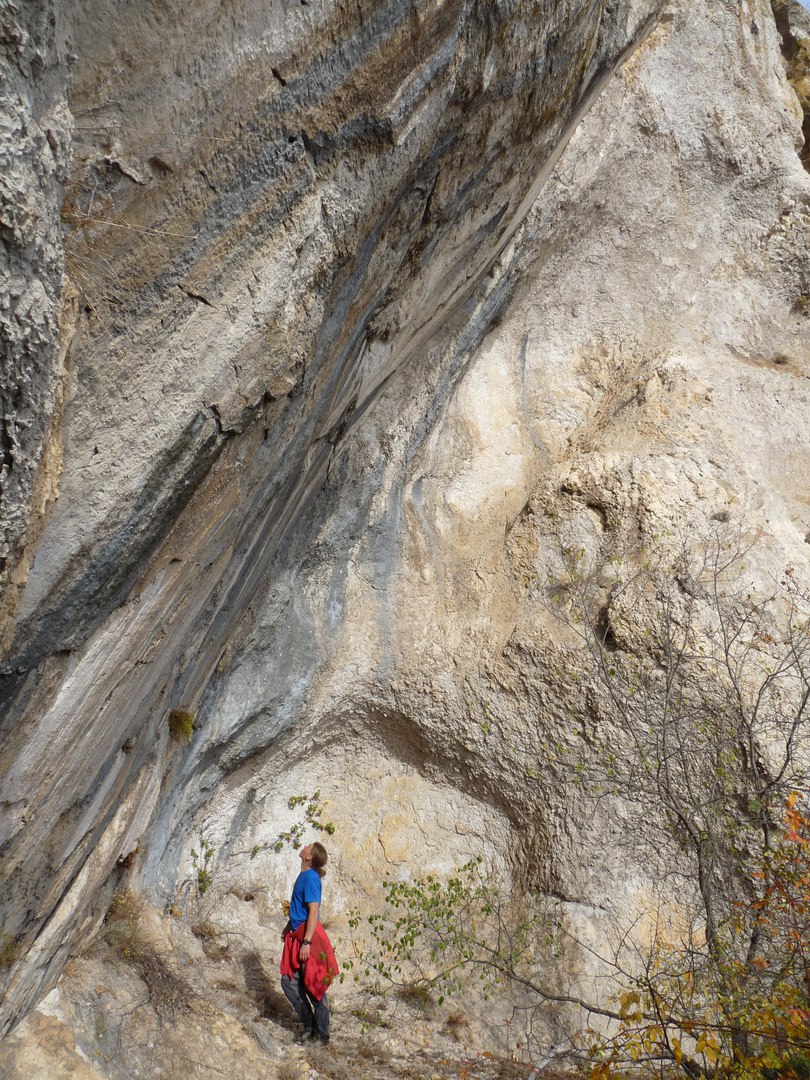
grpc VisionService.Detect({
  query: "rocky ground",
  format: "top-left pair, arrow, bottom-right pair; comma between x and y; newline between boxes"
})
0,888 -> 551,1080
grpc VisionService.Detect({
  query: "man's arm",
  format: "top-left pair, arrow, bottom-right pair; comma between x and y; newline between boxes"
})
299,901 -> 320,962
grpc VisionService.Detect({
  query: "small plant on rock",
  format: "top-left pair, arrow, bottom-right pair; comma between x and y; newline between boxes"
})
0,933 -> 21,967
248,791 -> 336,858
168,707 -> 196,745
191,835 -> 215,896
443,1009 -> 471,1041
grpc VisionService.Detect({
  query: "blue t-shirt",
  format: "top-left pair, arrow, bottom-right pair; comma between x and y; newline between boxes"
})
289,868 -> 322,929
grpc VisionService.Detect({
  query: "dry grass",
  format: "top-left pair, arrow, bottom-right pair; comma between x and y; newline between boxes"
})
443,1008 -> 471,1041
262,982 -> 295,1023
276,1062 -> 302,1080
355,1037 -> 394,1064
102,889 -> 144,954
103,891 -> 193,1018
191,920 -> 231,961
191,919 -> 219,941
305,1043 -> 353,1079
395,980 -> 435,1012
202,940 -> 230,962
132,951 -> 192,1017
495,1062 -> 527,1079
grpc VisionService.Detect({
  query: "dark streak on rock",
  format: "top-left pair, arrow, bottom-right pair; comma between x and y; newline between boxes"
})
0,412 -> 225,680
177,284 -> 214,308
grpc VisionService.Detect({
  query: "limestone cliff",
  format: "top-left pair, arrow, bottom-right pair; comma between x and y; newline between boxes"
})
1,0 -> 809,1069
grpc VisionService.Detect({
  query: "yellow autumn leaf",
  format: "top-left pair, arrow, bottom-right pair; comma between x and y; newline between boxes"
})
619,990 -> 641,1019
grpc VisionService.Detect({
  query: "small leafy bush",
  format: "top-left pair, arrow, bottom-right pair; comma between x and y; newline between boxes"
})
168,708 -> 195,744
0,933 -> 21,967
191,836 -> 215,896
250,790 -> 336,858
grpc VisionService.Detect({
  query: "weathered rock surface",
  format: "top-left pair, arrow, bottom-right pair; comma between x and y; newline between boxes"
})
1,0 -> 810,1070
0,0 -> 71,649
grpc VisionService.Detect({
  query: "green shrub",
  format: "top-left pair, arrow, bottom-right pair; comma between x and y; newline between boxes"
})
168,708 -> 195,744
191,836 -> 215,896
249,790 -> 336,858
0,933 -> 20,967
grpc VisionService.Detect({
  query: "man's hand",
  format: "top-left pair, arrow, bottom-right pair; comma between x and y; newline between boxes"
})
301,901 -> 319,964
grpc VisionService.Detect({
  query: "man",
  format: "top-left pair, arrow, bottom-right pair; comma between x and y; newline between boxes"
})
280,841 -> 337,1045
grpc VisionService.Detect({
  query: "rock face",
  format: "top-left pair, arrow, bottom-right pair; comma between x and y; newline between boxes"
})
1,0 -> 809,1059
0,0 -> 71,651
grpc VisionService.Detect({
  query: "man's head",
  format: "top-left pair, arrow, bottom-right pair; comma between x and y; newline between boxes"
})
300,841 -> 328,877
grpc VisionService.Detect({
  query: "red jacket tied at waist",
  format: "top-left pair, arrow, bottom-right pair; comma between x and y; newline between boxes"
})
280,922 -> 339,1002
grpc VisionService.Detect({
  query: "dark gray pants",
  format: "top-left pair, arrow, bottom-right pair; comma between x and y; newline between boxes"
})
281,969 -> 329,1040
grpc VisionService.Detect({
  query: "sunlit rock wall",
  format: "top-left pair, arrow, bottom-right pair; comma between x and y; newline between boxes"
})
186,0 -> 810,981
0,0 -> 670,1033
